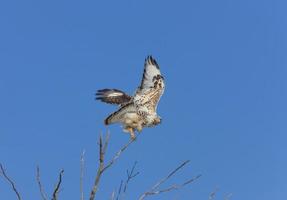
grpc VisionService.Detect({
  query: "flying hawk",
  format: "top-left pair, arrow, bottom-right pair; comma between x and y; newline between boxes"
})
96,56 -> 165,139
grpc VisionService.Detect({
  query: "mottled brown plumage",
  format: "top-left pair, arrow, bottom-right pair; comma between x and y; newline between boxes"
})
96,56 -> 165,139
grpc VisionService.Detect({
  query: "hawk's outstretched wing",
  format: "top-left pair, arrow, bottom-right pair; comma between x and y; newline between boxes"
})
135,56 -> 165,112
104,103 -> 137,125
96,89 -> 132,105
139,56 -> 164,90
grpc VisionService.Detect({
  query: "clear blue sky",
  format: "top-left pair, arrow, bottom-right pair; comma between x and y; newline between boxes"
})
0,0 -> 286,199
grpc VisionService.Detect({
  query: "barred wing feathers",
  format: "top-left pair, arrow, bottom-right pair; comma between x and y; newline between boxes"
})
96,89 -> 131,105
139,56 -> 164,90
104,103 -> 137,125
135,56 -> 165,111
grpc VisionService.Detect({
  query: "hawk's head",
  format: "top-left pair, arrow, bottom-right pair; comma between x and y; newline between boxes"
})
153,116 -> 162,126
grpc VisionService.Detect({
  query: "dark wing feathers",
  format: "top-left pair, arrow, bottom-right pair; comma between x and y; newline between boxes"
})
96,89 -> 131,105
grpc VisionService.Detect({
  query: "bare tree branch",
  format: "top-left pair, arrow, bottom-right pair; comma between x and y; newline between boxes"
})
142,174 -> 201,197
224,193 -> 232,200
80,150 -> 85,200
0,163 -> 22,200
115,180 -> 123,200
123,161 -> 139,194
116,162 -> 140,200
89,133 -> 109,200
110,190 -> 115,200
36,166 -> 48,200
208,187 -> 219,200
89,133 -> 136,200
102,138 -> 135,172
139,160 -> 201,200
149,160 -> 189,193
115,161 -> 139,200
51,169 -> 64,200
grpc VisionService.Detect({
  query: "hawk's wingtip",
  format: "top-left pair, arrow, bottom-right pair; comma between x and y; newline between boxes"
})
145,55 -> 159,69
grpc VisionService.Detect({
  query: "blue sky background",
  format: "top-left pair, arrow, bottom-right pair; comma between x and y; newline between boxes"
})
0,0 -> 286,199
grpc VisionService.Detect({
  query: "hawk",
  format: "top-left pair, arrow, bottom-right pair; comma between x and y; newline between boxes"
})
96,56 -> 165,139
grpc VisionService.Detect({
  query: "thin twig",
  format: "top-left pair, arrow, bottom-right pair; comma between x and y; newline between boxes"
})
142,174 -> 201,197
139,160 -> 201,200
224,193 -> 232,200
0,163 -> 22,200
118,162 -> 140,200
51,169 -> 64,200
36,166 -> 48,200
110,190 -> 115,200
151,160 -> 190,192
123,161 -> 139,194
102,138 -> 135,172
115,180 -> 123,200
89,133 -> 136,200
80,150 -> 85,200
89,133 -> 109,200
208,187 -> 219,200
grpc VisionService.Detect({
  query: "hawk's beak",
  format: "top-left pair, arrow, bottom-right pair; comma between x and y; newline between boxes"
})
156,117 -> 162,125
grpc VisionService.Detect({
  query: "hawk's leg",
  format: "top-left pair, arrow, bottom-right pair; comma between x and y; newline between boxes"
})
126,127 -> 136,140
136,124 -> 143,133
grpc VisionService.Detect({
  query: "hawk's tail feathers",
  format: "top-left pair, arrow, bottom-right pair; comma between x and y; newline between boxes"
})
95,89 -> 132,105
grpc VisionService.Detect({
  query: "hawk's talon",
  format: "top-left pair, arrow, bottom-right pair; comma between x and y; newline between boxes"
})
127,127 -> 136,140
